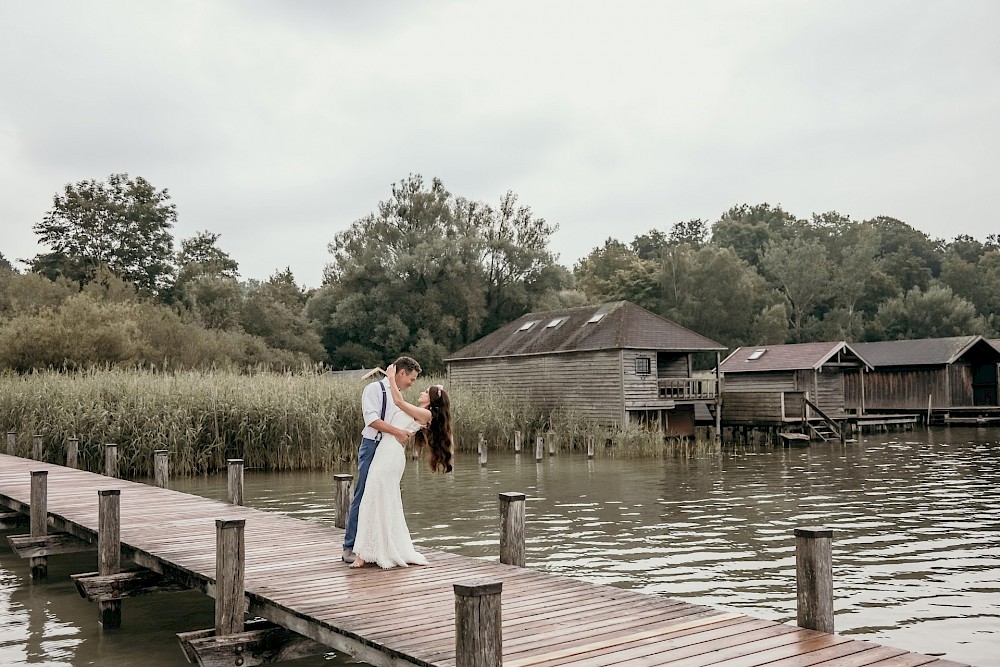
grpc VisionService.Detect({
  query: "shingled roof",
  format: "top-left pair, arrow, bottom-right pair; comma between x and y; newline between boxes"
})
851,335 -> 998,367
445,301 -> 725,361
720,341 -> 869,374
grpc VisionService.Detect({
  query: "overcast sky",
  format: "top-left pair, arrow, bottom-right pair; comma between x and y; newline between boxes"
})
1,1 -> 998,288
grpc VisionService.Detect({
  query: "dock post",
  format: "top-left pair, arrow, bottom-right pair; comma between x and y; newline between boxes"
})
333,474 -> 352,529
547,432 -> 556,457
795,526 -> 834,634
6,430 -> 15,456
227,459 -> 244,506
535,436 -> 543,463
154,450 -> 169,488
98,489 -> 122,628
105,444 -> 119,478
586,435 -> 595,459
66,437 -> 79,469
514,430 -> 522,453
215,519 -> 246,636
32,434 -> 43,461
499,492 -> 525,567
478,433 -> 487,467
454,579 -> 502,667
29,470 -> 47,579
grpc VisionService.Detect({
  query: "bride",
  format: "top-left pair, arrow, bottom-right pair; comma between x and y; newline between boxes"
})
350,364 -> 454,569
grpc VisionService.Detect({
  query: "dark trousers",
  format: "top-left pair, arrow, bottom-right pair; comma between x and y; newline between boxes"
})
343,436 -> 378,548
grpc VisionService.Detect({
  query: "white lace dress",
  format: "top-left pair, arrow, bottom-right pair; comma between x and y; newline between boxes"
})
352,410 -> 429,568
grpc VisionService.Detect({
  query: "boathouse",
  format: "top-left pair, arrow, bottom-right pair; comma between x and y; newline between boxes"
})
444,301 -> 726,436
718,342 -> 870,437
845,335 -> 1000,414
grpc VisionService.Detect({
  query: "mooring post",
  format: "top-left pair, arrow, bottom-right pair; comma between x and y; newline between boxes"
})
586,435 -> 595,459
534,436 -> 543,463
215,519 -> 246,636
6,430 -> 15,456
513,430 -> 522,453
98,489 -> 122,628
454,579 -> 502,667
478,433 -> 487,467
29,470 -> 48,579
499,492 -> 525,567
333,474 -> 352,529
154,450 -> 169,488
795,526 -> 834,634
32,434 -> 43,461
105,444 -> 119,478
547,432 -> 556,457
227,459 -> 244,506
66,437 -> 79,469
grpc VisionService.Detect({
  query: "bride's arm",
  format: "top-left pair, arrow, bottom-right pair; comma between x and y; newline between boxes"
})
387,364 -> 432,424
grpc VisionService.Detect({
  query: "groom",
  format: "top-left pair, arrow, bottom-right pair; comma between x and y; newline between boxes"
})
342,356 -> 422,563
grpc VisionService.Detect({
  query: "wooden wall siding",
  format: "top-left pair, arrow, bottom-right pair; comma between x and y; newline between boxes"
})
844,367 -> 949,410
720,392 -> 785,425
721,371 -> 796,393
448,350 -> 623,423
802,369 -> 846,415
949,363 -> 973,406
622,349 -> 687,408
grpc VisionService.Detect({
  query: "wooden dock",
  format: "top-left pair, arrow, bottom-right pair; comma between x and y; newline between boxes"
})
0,453 -> 969,667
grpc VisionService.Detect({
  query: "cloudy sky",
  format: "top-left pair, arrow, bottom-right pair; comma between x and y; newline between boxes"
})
1,1 -> 997,287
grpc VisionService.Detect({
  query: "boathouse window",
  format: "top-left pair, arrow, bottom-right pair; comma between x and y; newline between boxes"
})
635,356 -> 651,376
546,317 -> 567,328
747,348 -> 767,361
518,320 -> 539,331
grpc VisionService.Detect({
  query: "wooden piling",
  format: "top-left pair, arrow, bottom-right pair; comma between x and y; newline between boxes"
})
98,489 -> 122,628
499,492 -> 525,567
333,474 -> 352,529
534,436 -> 543,462
795,526 -> 834,634
105,444 -> 119,478
215,519 -> 246,636
547,432 -> 556,457
227,459 -> 244,506
29,470 -> 47,579
586,435 -> 595,459
478,433 -> 487,467
154,450 -> 169,488
66,437 -> 79,469
514,430 -> 522,453
32,434 -> 43,461
6,430 -> 14,456
454,579 -> 502,667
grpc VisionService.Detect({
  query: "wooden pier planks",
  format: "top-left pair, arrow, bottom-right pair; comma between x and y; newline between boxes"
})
0,454 -> 970,667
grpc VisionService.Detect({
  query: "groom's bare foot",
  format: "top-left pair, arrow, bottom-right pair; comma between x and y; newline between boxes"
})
349,556 -> 366,568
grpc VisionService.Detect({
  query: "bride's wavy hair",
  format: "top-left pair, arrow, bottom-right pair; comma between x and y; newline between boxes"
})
415,385 -> 453,473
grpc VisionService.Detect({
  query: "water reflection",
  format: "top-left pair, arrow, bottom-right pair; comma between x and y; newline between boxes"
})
1,427 -> 998,666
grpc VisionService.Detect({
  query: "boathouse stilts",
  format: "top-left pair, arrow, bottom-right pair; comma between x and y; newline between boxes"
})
154,449 -> 169,488
98,489 -> 122,628
105,443 -> 119,478
227,459 -> 244,506
796,526 -> 834,633
454,579 -> 502,667
333,474 -> 351,529
499,492 -> 525,567
66,437 -> 79,469
29,470 -> 47,579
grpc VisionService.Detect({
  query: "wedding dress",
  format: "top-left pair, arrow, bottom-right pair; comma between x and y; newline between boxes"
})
352,410 -> 429,568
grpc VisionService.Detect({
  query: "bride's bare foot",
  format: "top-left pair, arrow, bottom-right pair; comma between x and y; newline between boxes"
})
349,556 -> 366,568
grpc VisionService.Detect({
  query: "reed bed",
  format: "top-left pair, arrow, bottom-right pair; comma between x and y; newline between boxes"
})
0,369 -> 717,477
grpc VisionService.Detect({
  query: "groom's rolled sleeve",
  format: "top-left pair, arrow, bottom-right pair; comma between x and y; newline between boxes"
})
361,382 -> 384,439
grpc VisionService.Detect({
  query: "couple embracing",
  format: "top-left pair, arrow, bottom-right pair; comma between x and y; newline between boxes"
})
342,356 -> 454,569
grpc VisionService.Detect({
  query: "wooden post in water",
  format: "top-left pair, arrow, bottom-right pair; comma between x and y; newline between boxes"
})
29,470 -> 47,579
227,459 -> 244,506
454,579 -> 502,667
926,394 -> 933,425
32,434 -> 43,461
513,430 -> 522,453
98,489 -> 122,628
154,450 -> 169,488
547,432 -> 556,457
586,435 -> 595,459
66,437 -> 79,469
105,444 -> 119,478
499,492 -> 525,567
478,433 -> 487,467
333,474 -> 352,529
534,436 -> 543,463
6,430 -> 15,456
795,526 -> 834,634
215,519 -> 246,636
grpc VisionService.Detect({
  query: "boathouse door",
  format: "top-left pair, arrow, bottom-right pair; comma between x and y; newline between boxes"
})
972,362 -> 998,406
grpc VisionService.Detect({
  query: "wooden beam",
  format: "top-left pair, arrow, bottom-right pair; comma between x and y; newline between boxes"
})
177,619 -> 328,666
72,568 -> 189,602
0,509 -> 26,529
7,532 -> 96,558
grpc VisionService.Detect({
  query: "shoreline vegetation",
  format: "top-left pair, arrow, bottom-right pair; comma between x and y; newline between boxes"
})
0,369 -> 718,477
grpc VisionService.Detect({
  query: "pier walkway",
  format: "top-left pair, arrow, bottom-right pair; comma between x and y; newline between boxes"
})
0,454 -> 969,667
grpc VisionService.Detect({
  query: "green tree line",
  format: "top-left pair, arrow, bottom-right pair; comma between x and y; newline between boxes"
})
2,173 -> 997,374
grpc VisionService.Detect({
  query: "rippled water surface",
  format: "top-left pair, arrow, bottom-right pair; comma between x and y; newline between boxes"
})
2,427 -> 998,666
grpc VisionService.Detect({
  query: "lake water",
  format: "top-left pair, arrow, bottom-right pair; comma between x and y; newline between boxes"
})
1,427 -> 998,666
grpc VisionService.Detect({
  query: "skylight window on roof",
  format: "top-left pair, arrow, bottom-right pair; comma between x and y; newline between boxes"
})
546,317 -> 567,328
587,312 -> 606,323
747,348 -> 767,361
518,320 -> 539,331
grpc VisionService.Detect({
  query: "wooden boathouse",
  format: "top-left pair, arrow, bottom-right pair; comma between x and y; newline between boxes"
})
846,335 -> 1000,422
718,342 -> 870,441
445,301 -> 726,437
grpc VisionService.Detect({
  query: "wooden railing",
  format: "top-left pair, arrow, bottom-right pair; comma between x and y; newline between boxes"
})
657,378 -> 718,400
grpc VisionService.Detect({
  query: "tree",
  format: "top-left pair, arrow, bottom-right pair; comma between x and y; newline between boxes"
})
759,238 -> 833,342
241,269 -> 326,361
176,231 -> 239,282
630,229 -> 669,260
668,219 -> 709,248
710,203 -> 800,268
573,239 -> 639,301
30,173 -> 177,295
870,285 -> 990,340
0,251 -> 12,272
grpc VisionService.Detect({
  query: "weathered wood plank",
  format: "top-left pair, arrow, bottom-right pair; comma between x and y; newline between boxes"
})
72,568 -> 190,601
7,532 -> 96,558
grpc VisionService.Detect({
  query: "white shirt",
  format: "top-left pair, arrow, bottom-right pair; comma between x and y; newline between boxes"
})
361,378 -> 402,440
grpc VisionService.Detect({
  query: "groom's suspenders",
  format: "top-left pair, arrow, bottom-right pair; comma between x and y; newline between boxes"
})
374,381 -> 387,443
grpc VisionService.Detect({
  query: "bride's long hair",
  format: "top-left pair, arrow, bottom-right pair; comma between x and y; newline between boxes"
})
415,385 -> 453,473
